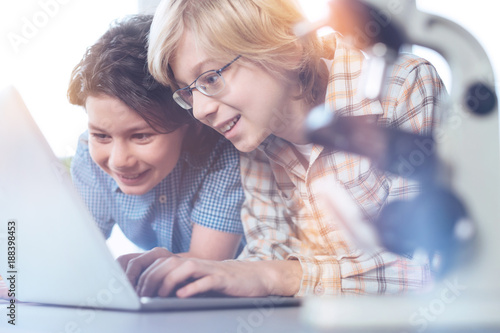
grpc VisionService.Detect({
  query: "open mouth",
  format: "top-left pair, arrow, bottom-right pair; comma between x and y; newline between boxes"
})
220,115 -> 241,134
121,174 -> 141,180
116,169 -> 150,184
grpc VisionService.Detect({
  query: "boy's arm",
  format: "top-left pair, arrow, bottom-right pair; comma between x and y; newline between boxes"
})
179,224 -> 242,260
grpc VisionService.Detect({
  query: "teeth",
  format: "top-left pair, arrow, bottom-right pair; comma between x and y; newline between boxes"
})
221,116 -> 239,133
122,174 -> 140,179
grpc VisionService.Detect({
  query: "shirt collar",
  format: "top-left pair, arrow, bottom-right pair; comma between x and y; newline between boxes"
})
111,179 -> 121,193
258,135 -> 309,179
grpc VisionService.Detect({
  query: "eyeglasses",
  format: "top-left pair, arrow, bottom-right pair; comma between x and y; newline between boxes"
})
172,55 -> 241,110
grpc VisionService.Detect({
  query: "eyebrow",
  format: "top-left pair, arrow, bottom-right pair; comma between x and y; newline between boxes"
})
175,59 -> 221,87
88,123 -> 105,131
88,123 -> 153,133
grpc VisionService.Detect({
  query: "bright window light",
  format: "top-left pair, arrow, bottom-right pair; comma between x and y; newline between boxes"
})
0,0 -> 138,157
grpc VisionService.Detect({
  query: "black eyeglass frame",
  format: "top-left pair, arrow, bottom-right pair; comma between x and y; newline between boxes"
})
172,55 -> 242,110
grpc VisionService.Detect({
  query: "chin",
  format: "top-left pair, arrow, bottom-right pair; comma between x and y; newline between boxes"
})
233,133 -> 268,153
234,141 -> 259,153
118,185 -> 150,196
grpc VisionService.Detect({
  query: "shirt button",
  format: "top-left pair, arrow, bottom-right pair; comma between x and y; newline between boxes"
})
159,195 -> 167,204
314,283 -> 324,296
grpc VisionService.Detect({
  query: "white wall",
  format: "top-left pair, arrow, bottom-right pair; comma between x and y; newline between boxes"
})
0,0 -> 137,157
1,1 -> 497,158
137,0 -> 161,14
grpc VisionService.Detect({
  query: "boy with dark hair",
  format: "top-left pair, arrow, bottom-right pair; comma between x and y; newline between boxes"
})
68,15 -> 245,286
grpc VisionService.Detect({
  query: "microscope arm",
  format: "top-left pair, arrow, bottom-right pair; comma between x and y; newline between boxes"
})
366,0 -> 497,115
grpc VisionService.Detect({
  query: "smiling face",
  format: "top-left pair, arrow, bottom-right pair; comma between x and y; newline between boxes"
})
86,95 -> 187,195
169,31 -> 309,152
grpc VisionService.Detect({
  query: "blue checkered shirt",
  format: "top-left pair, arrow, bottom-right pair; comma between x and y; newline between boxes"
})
71,132 -> 245,253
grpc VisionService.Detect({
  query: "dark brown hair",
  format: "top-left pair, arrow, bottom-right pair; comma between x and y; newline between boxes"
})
68,14 -> 219,153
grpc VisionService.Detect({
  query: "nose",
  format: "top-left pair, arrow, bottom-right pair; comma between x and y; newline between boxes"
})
109,140 -> 135,170
191,91 -> 219,125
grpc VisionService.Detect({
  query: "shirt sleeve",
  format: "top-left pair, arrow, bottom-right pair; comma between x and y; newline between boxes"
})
70,132 -> 115,238
190,139 -> 245,235
383,53 -> 445,134
382,54 -> 447,204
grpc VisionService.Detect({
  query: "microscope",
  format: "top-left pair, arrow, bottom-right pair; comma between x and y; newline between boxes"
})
296,0 -> 500,330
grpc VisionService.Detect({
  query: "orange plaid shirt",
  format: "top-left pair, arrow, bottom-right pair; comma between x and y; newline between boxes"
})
238,34 -> 445,296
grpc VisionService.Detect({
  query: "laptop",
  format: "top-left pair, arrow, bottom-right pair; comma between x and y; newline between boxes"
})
0,86 -> 301,311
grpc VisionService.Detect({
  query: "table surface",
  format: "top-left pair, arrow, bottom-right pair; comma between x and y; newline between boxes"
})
2,298 -> 500,333
2,301 -> 304,333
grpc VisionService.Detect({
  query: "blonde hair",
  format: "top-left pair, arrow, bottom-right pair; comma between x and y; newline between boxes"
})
148,0 -> 334,105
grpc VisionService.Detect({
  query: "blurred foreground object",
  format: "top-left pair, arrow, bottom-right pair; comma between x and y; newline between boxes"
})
299,0 -> 500,330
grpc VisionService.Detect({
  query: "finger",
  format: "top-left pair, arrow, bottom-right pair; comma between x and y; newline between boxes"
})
125,258 -> 150,287
126,248 -> 172,286
139,256 -> 194,297
135,257 -> 170,297
156,259 -> 214,297
176,274 -> 222,298
116,253 -> 141,271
